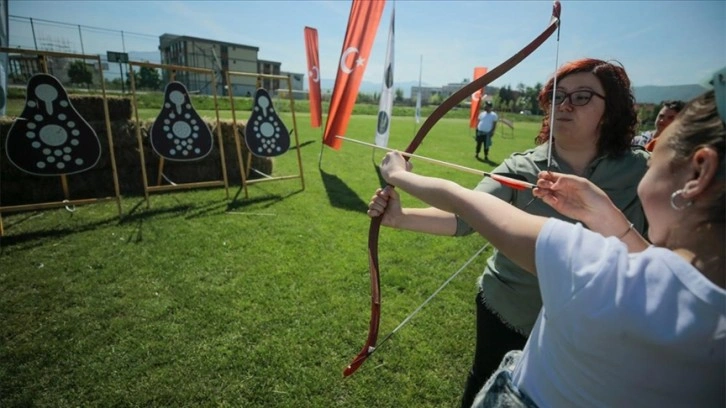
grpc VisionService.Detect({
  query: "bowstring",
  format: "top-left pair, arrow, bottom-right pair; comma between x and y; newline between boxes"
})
370,243 -> 491,356
546,13 -> 562,170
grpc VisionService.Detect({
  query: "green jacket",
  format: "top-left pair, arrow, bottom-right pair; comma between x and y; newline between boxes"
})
455,143 -> 649,334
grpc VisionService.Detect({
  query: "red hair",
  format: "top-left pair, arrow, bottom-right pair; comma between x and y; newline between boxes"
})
535,58 -> 637,156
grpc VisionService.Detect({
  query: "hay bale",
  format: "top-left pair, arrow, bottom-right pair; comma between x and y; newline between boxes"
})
70,95 -> 131,122
216,120 -> 274,181
0,116 -> 276,206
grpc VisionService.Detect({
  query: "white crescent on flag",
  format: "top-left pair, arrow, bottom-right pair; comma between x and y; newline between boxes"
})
340,47 -> 360,74
309,66 -> 320,82
323,0 -> 385,150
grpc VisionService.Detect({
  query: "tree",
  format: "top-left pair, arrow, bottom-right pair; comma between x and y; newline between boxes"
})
498,85 -> 514,105
637,104 -> 658,130
516,95 -> 531,112
356,92 -> 375,104
429,93 -> 442,105
395,88 -> 404,103
517,82 -> 526,95
67,60 -> 93,88
530,83 -> 544,114
138,66 -> 162,90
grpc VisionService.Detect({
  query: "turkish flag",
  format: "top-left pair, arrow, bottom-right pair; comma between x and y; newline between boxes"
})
304,27 -> 322,128
469,67 -> 488,128
323,0 -> 386,150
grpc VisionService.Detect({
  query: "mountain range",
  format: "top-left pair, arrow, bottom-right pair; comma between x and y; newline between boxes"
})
631,84 -> 709,105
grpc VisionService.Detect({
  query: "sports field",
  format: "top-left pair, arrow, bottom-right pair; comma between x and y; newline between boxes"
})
1,103 -> 544,407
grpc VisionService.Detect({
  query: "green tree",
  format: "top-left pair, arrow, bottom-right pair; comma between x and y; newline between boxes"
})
67,60 -> 93,88
516,82 -> 527,95
429,93 -> 442,105
637,103 -> 658,131
516,95 -> 530,112
356,92 -> 375,104
492,94 -> 503,108
498,85 -> 514,105
395,88 -> 404,103
138,66 -> 162,90
529,83 -> 543,114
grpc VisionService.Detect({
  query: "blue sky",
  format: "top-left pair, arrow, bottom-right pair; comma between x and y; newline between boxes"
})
8,0 -> 726,90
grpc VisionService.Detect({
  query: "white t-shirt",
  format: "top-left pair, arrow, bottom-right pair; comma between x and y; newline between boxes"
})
512,219 -> 726,408
477,111 -> 498,132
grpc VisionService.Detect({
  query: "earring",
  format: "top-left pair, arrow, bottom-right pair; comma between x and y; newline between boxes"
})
670,189 -> 693,211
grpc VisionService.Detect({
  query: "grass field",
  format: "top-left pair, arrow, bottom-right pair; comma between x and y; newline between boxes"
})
1,100 -> 543,407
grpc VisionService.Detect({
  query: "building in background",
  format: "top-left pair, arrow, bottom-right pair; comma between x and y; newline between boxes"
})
159,34 -> 303,98
410,85 -> 439,105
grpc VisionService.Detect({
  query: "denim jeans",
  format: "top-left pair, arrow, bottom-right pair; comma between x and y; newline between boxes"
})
471,351 -> 538,408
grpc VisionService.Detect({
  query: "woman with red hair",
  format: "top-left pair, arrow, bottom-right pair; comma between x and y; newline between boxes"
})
367,58 -> 649,407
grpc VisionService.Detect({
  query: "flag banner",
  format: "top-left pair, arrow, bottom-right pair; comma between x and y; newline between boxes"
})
375,8 -> 395,147
304,26 -> 322,128
323,0 -> 386,150
469,66 -> 488,128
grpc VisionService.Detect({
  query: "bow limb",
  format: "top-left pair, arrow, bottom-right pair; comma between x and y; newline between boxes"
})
343,217 -> 382,377
406,1 -> 560,155
343,0 -> 561,377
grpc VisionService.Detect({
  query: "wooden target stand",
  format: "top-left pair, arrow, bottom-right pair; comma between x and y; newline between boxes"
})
226,71 -> 305,199
128,62 -> 229,208
0,47 -> 122,236
498,117 -> 515,139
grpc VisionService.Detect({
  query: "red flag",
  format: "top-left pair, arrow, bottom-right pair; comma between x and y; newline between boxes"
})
304,27 -> 322,128
323,0 -> 386,150
469,67 -> 488,128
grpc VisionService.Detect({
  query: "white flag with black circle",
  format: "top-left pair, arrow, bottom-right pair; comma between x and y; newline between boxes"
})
375,7 -> 395,147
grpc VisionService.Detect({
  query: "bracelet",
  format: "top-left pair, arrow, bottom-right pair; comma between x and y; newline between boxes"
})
617,222 -> 634,239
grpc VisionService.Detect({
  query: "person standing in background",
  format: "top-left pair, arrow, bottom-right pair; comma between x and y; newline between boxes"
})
476,101 -> 498,160
632,100 -> 685,149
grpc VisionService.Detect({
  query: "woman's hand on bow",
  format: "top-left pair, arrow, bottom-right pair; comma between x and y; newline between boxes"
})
379,151 -> 412,184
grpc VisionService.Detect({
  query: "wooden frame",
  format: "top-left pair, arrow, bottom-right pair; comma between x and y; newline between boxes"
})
0,47 -> 122,236
225,71 -> 305,198
128,61 -> 229,208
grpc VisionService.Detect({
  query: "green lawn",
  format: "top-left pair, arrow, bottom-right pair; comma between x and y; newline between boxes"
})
1,104 -> 543,407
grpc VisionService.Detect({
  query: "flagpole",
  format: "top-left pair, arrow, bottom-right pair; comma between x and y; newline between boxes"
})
318,96 -> 326,168
318,94 -> 328,168
318,125 -> 325,168
413,54 -> 422,138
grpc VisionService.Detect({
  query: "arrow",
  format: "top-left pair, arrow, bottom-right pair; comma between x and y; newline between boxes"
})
335,135 -> 536,190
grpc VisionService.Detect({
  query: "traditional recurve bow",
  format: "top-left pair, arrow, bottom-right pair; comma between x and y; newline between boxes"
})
343,1 -> 562,377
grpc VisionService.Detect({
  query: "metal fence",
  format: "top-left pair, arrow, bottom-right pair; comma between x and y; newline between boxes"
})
9,15 -> 160,82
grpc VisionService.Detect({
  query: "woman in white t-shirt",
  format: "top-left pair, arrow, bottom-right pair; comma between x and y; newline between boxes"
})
368,87 -> 725,407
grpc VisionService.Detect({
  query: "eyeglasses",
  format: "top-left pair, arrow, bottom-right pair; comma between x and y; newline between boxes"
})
552,90 -> 606,106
